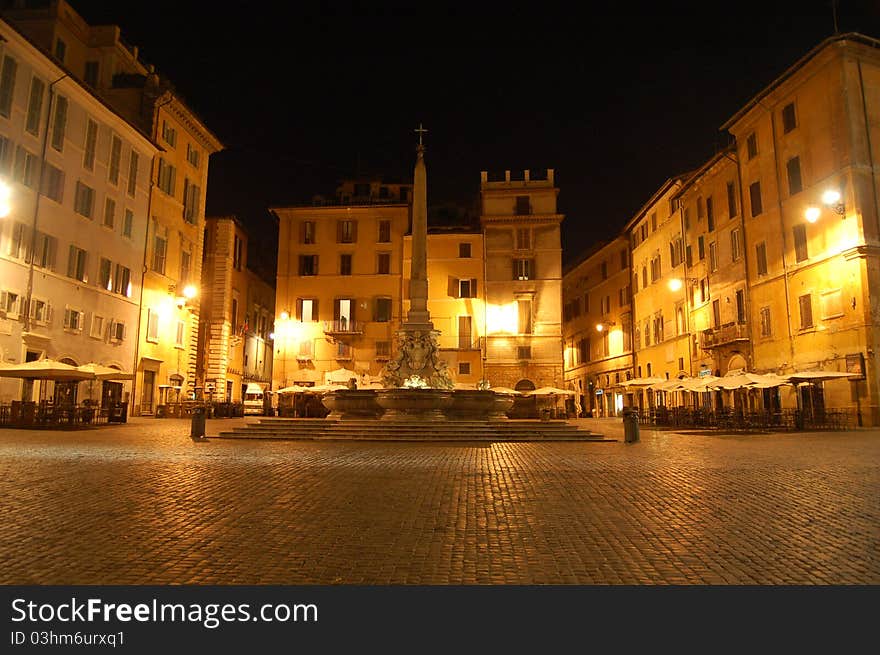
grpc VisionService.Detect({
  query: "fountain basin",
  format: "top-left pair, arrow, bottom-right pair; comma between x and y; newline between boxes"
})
321,390 -> 383,420
376,388 -> 453,420
445,390 -> 496,420
489,393 -> 515,420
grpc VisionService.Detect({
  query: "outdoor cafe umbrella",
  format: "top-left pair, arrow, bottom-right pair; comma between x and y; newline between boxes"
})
76,363 -> 134,380
0,358 -> 94,381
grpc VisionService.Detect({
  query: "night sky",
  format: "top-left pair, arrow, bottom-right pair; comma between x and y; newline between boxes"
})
58,1 -> 880,270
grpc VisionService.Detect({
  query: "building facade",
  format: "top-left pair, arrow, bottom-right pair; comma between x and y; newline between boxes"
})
562,236 -> 633,417
196,215 -> 274,403
0,16 -> 156,406
4,0 -> 224,414
480,169 -> 564,392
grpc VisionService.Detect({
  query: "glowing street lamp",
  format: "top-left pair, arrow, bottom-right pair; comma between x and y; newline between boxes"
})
806,189 -> 845,221
667,278 -> 683,292
183,284 -> 198,299
279,311 -> 290,321
805,206 -> 821,223
596,321 -> 616,332
0,180 -> 11,218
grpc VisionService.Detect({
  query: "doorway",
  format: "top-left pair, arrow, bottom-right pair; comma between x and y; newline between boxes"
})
141,370 -> 155,414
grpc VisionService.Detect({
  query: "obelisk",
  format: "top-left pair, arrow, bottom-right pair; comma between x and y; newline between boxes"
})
380,125 -> 453,389
407,124 -> 432,329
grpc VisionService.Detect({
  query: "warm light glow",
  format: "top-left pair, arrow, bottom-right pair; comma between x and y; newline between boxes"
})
183,284 -> 198,299
486,302 -> 518,334
608,327 -> 623,355
595,323 -> 605,332
268,332 -> 275,341
805,206 -> 821,223
0,181 -> 10,218
280,311 -> 290,321
667,278 -> 683,292
822,189 -> 841,206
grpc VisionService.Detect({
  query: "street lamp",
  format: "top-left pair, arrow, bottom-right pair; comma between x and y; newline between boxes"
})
667,277 -> 698,293
596,321 -> 616,332
183,284 -> 198,299
805,188 -> 845,222
0,180 -> 11,218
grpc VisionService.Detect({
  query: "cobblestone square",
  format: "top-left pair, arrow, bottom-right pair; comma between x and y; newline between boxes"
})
0,417 -> 877,584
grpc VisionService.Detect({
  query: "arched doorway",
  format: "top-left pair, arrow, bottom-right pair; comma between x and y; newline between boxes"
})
55,357 -> 80,406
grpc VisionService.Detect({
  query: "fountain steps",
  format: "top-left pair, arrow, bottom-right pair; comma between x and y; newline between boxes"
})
212,418 -> 612,442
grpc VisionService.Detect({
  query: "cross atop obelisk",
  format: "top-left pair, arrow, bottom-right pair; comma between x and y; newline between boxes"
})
415,123 -> 428,148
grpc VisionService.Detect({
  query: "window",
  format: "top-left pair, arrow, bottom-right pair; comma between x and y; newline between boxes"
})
375,341 -> 391,359
183,179 -> 200,223
162,120 -> 177,147
578,337 -> 590,364
516,228 -> 531,250
620,248 -> 628,269
711,299 -> 721,329
517,345 -> 531,360
34,231 -> 56,269
746,133 -> 758,159
83,119 -> 98,170
798,294 -> 813,329
756,242 -> 768,276
41,163 -> 64,203
675,304 -> 685,335
515,196 -> 530,214
517,299 -> 532,334
709,241 -> 717,272
233,235 -> 243,270
54,38 -> 67,63
146,309 -> 159,342
374,297 -> 392,322
180,250 -> 191,285
698,236 -> 705,261
90,314 -> 104,339
296,298 -> 318,322
186,143 -> 200,168
378,220 -> 391,243
67,245 -> 88,282
30,298 -> 48,324
13,146 -> 38,188
731,228 -> 742,262
103,197 -> 116,228
697,197 -> 704,221
683,208 -> 690,230
302,221 -> 316,244
651,212 -> 657,231
641,266 -> 647,289
669,238 -> 683,267
736,289 -> 746,324
820,289 -> 844,320
749,181 -> 763,217
84,61 -> 99,87
760,307 -> 771,337
706,197 -> 715,231
513,259 -> 533,280
25,77 -> 45,136
1,290 -> 20,317
685,245 -> 693,267
113,264 -> 131,297
299,255 -> 318,276
459,242 -> 471,258
458,362 -> 471,375
698,278 -> 709,304
377,252 -> 391,274
63,307 -> 84,331
104,134 -> 122,185
157,159 -> 176,196
127,151 -> 139,196
650,255 -> 661,282
786,156 -> 803,195
601,261 -> 608,280
175,321 -> 186,348
340,254 -> 352,276
0,56 -> 18,118
727,181 -> 737,218
793,224 -> 808,263
51,95 -> 68,151
231,298 -> 238,330
123,210 -> 134,238
457,278 -> 478,298
152,235 -> 167,274
110,320 -> 125,341
99,257 -> 112,290
0,135 -> 11,175
782,102 -> 797,134
337,220 -> 357,243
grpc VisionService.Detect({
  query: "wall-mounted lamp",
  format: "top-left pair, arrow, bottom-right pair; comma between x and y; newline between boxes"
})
667,277 -> 698,292
596,321 -> 616,332
806,189 -> 845,222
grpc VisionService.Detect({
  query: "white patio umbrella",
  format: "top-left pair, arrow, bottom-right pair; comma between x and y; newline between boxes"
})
784,371 -> 857,383
0,359 -> 94,381
76,363 -> 133,380
488,387 -> 521,395
526,386 -> 575,396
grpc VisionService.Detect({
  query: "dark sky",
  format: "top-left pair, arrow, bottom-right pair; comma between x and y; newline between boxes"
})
64,1 -> 880,267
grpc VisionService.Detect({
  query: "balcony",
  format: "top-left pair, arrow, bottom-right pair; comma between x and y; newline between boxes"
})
700,322 -> 749,349
323,319 -> 364,336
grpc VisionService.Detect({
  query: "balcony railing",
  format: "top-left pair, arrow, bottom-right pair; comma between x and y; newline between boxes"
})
323,320 -> 364,336
700,322 -> 749,349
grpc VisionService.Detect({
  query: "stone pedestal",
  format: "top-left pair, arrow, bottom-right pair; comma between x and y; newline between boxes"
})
376,388 -> 453,420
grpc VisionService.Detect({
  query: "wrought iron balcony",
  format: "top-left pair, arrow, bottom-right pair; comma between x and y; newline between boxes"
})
700,322 -> 749,349
323,319 -> 364,336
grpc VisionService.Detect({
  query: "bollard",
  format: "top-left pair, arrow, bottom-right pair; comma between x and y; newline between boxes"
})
623,407 -> 640,443
190,405 -> 206,441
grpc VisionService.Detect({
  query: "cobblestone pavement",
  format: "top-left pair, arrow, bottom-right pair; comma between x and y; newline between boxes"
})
0,416 -> 877,584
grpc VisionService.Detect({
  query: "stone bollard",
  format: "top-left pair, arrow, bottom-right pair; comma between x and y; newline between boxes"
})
190,405 -> 207,441
623,407 -> 640,443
